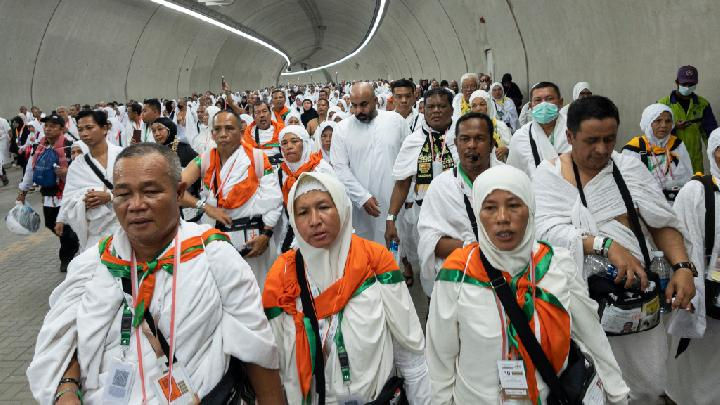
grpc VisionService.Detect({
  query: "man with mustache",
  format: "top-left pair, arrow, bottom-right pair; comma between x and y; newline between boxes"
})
330,82 -> 409,244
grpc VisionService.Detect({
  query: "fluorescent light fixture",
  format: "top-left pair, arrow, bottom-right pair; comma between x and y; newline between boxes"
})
147,0 -> 290,65
281,0 -> 387,76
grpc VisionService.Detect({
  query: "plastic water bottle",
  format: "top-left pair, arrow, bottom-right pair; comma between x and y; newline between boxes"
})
584,255 -> 640,289
650,251 -> 672,312
389,240 -> 401,266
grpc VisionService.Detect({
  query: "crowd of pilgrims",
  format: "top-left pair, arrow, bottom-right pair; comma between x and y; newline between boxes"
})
3,67 -> 717,404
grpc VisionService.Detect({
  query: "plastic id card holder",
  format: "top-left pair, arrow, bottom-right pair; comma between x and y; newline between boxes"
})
337,391 -> 364,405
151,364 -> 198,405
582,373 -> 606,405
497,360 -> 530,403
102,358 -> 136,404
432,160 -> 444,178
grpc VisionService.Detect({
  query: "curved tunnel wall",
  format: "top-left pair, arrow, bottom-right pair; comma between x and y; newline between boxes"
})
2,0 -> 719,145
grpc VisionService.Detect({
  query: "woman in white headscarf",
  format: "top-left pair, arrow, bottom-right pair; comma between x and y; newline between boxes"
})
315,121 -> 336,163
560,81 -> 593,117
665,128 -> 720,405
469,90 -> 512,161
621,103 -> 692,203
490,82 -> 519,131
274,125 -> 335,253
285,110 -> 302,126
426,165 -> 629,405
262,172 -> 431,404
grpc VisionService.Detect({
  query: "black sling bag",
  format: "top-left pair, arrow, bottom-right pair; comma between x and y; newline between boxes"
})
573,158 -> 661,335
479,249 -> 597,405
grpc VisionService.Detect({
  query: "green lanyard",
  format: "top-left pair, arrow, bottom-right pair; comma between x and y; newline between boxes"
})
457,164 -> 473,189
120,302 -> 132,347
334,310 -> 351,383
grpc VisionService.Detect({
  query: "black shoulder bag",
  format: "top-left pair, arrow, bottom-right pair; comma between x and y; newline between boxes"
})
84,154 -> 114,190
479,249 -> 597,405
573,158 -> 661,335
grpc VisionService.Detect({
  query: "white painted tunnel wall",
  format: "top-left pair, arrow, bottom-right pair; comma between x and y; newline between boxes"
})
2,0 -> 719,146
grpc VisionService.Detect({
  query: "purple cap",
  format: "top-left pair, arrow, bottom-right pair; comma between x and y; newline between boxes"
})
677,65 -> 698,85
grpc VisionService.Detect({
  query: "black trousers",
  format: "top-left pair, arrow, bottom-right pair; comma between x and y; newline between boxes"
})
43,205 -> 79,265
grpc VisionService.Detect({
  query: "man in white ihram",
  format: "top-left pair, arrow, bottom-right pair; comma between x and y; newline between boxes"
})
330,82 -> 409,243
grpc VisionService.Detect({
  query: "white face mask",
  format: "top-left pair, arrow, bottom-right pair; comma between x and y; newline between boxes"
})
678,85 -> 697,96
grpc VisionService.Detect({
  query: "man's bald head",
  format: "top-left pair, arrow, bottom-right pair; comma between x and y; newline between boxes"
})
350,82 -> 378,123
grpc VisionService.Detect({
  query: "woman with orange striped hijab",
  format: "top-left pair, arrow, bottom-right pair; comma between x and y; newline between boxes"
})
426,165 -> 628,404
263,172 -> 431,404
274,125 -> 335,253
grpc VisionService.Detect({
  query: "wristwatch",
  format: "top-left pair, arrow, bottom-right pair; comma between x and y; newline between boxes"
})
671,261 -> 698,277
386,214 -> 397,222
195,199 -> 207,211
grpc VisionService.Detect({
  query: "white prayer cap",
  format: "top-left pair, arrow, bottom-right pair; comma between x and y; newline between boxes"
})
640,104 -> 674,147
472,165 -> 535,275
572,82 -> 591,101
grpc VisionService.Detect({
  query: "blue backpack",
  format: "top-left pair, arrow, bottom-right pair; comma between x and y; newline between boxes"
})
32,148 -> 59,187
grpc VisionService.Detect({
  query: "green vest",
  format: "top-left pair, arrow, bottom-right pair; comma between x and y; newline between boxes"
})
658,92 -> 711,173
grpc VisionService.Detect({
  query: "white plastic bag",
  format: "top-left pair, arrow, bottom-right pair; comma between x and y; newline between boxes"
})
5,202 -> 41,235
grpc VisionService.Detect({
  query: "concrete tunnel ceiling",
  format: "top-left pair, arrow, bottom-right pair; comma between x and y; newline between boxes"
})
1,0 -> 719,145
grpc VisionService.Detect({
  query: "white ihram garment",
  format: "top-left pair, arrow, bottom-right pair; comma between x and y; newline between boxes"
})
26,221 -> 278,404
330,110 -> 409,244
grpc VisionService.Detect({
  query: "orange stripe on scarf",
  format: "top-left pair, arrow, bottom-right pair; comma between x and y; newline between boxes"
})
203,144 -> 269,209
273,106 -> 289,123
442,243 -> 570,404
100,228 -> 228,316
262,235 -> 399,398
243,121 -> 284,149
280,151 -> 323,205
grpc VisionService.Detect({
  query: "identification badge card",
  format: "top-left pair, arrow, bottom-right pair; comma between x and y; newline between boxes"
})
151,364 -> 198,405
337,391 -> 364,405
102,358 -> 136,404
497,360 -> 529,400
432,160 -> 444,177
582,373 -> 605,405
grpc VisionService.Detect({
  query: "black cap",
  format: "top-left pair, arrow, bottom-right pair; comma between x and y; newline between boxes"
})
40,114 -> 66,127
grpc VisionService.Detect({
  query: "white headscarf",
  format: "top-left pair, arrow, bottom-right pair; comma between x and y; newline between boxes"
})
71,139 -> 89,155
472,165 -> 535,275
284,110 -> 302,126
572,82 -> 591,101
279,125 -> 313,172
468,90 -> 497,119
489,82 -> 505,100
707,128 -> 720,179
288,172 -> 353,290
240,113 -> 254,127
206,106 -> 221,129
640,104 -> 675,147
315,120 -> 337,159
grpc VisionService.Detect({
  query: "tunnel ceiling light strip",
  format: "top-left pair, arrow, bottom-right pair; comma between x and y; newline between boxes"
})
148,0 -> 290,65
280,0 -> 387,76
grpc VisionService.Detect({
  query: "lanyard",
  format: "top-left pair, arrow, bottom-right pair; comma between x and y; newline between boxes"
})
212,153 -> 239,200
127,232 -> 181,404
423,127 -> 448,162
648,148 -> 674,185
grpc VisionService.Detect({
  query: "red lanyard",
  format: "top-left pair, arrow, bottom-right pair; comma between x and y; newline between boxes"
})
131,231 -> 180,403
